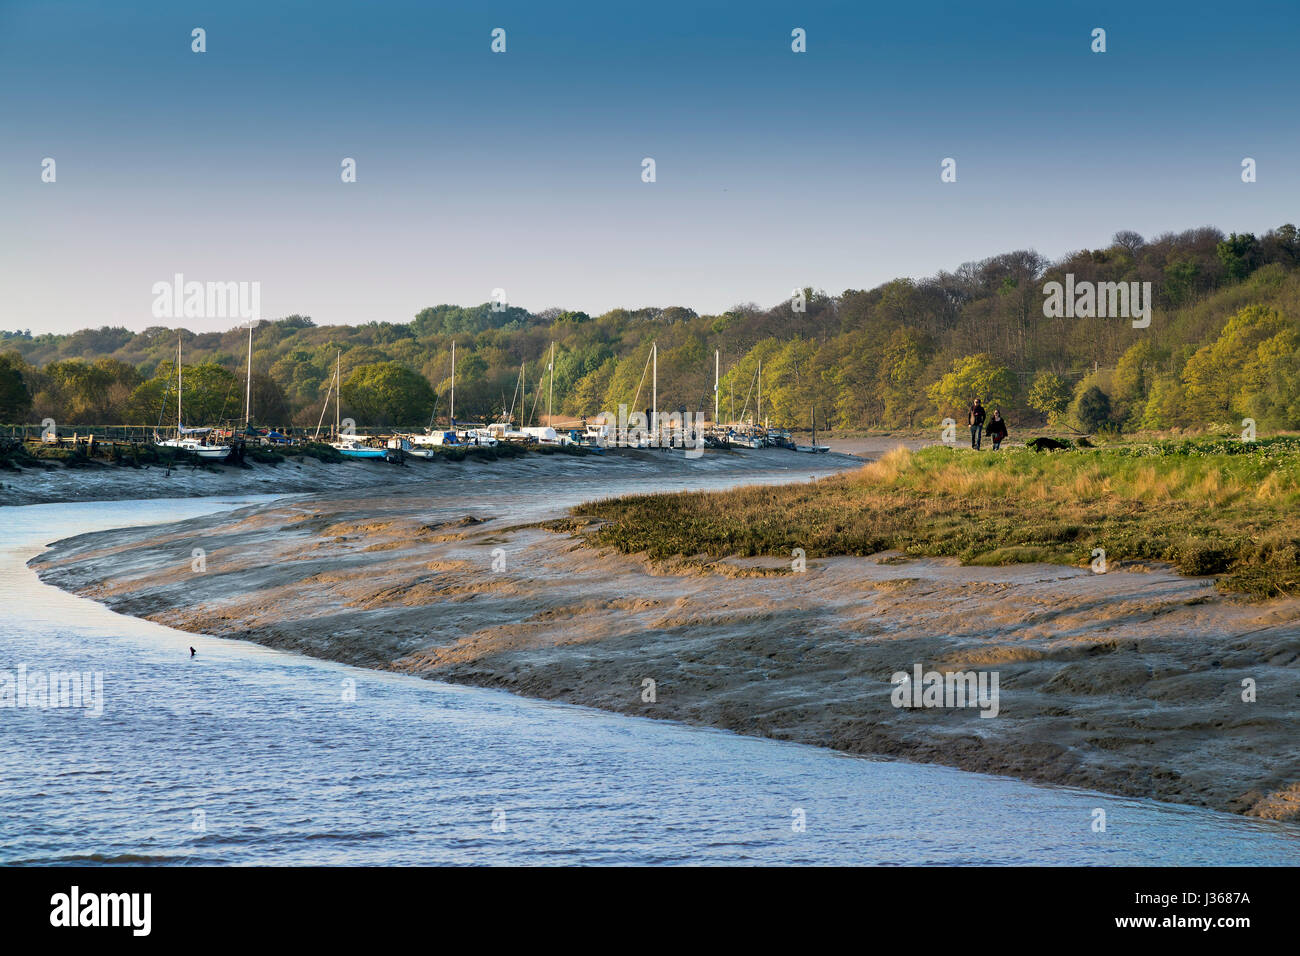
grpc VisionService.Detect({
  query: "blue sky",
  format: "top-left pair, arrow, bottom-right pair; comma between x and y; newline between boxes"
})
2,0 -> 1297,333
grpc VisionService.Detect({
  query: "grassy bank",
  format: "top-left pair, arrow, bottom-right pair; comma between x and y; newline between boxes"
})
569,437 -> 1300,597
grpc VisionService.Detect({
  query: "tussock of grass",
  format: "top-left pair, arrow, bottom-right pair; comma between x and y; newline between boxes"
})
572,438 -> 1300,598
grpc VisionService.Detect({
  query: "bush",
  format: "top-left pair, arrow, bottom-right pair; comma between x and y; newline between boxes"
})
1167,539 -> 1233,575
1075,386 -> 1114,432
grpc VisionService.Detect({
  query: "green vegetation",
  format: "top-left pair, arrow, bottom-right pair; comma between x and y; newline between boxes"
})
567,438 -> 1300,598
3,222 -> 1300,434
340,362 -> 436,427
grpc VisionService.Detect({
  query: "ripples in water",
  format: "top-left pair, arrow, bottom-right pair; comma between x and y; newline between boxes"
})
2,496 -> 1298,866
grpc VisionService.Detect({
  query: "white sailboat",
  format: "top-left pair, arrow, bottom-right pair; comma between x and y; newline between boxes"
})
154,336 -> 231,460
406,341 -> 459,455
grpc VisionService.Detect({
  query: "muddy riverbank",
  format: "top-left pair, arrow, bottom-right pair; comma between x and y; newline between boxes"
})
28,445 -> 1300,822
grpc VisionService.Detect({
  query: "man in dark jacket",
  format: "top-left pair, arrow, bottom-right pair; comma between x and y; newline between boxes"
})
968,398 -> 986,449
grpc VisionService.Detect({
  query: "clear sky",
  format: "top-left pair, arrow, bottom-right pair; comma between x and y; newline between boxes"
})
2,0 -> 1296,333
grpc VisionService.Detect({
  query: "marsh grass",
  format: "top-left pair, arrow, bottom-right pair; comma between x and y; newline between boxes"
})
570,438 -> 1300,598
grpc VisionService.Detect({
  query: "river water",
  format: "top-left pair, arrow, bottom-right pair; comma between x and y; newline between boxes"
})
2,494 -> 1297,865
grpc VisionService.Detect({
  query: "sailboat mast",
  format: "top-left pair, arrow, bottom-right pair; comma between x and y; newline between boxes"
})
714,349 -> 719,425
334,350 -> 340,439
547,341 -> 554,425
450,341 -> 456,426
757,358 -> 762,426
244,321 -> 253,427
651,341 -> 657,440
313,366 -> 331,441
176,337 -> 182,436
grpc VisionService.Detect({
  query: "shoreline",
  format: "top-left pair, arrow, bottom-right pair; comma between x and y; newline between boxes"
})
0,443 -> 849,507
24,445 -> 1300,823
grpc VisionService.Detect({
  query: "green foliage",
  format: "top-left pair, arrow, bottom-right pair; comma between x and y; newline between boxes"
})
0,352 -> 34,422
129,361 -> 240,427
340,362 -> 436,426
7,221 -> 1300,433
926,354 -> 1018,420
1179,306 -> 1295,426
1217,233 -> 1260,282
1074,386 -> 1114,432
1027,371 -> 1070,425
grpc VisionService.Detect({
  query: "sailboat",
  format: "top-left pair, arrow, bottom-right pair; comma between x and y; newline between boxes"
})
314,350 -> 385,458
154,336 -> 232,460
521,342 -> 565,444
489,361 -> 533,442
725,359 -> 767,448
796,406 -> 830,453
408,341 -> 461,455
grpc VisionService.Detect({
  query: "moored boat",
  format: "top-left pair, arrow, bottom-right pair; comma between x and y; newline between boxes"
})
766,428 -> 796,450
457,427 -> 498,447
405,431 -> 459,457
157,431 -> 232,460
153,337 -> 231,461
331,438 -> 386,459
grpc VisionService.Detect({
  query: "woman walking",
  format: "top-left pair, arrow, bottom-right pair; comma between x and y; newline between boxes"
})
987,409 -> 1008,451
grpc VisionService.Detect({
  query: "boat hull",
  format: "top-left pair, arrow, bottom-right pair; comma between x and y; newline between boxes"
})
154,440 -> 231,461
336,448 -> 387,459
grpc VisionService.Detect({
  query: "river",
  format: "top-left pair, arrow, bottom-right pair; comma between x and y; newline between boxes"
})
2,495 -> 1297,864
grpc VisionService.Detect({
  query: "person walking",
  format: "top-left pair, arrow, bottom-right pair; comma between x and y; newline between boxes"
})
968,398 -> 986,450
986,409 -> 1008,450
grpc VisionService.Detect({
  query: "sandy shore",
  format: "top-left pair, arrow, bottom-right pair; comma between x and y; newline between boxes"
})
27,444 -> 1300,821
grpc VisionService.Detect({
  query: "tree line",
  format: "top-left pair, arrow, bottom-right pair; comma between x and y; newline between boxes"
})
3,222 -> 1299,433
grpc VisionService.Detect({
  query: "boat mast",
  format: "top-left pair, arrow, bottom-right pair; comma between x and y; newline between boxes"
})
312,365 -> 332,441
244,321 -> 253,428
714,349 -> 719,425
757,358 -> 762,428
176,336 -> 182,437
334,350 -> 340,440
450,340 -> 456,426
547,341 -> 554,426
651,340 -> 657,441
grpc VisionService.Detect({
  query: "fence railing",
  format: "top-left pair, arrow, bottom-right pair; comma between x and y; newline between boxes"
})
2,424 -> 163,441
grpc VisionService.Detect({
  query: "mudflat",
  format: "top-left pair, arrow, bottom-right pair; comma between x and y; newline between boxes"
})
28,445 -> 1300,821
